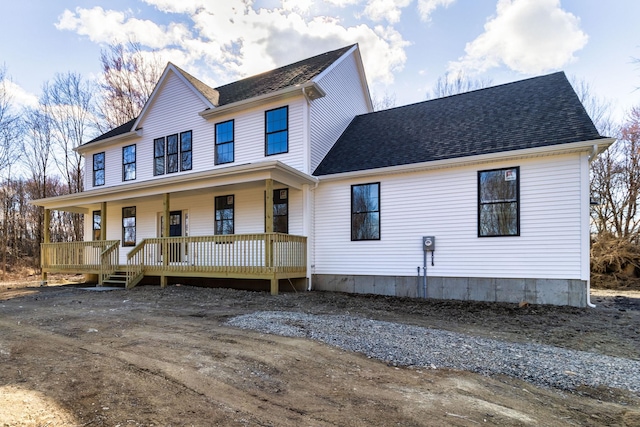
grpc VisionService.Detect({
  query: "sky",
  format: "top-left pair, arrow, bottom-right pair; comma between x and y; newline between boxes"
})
1,0 -> 638,129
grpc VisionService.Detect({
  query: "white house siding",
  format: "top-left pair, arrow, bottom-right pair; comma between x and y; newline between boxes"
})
84,182 -> 304,263
313,153 -> 586,282
309,52 -> 370,173
82,73 -> 308,190
203,97 -> 307,172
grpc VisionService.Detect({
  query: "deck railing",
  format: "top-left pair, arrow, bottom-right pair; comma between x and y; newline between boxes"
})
126,233 -> 307,287
42,240 -> 120,276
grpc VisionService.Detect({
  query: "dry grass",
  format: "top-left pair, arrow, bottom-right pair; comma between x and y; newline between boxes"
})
591,235 -> 640,290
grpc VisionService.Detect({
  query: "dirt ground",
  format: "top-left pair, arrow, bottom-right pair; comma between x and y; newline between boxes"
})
0,281 -> 639,427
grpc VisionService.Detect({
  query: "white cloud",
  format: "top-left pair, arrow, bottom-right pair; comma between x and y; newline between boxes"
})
417,0 -> 455,21
282,0 -> 314,13
322,0 -> 361,6
363,0 -> 412,24
1,80 -> 38,110
56,1 -> 409,86
449,0 -> 588,75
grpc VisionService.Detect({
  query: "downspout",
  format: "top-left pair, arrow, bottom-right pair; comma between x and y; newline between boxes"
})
586,144 -> 599,308
307,179 -> 319,291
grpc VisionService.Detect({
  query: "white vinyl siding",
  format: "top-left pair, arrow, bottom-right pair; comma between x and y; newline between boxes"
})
309,52 -> 370,172
313,153 -> 587,281
84,183 -> 304,264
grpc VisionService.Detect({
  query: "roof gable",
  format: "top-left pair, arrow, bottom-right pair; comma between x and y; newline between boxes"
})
83,45 -> 356,146
313,72 -> 605,176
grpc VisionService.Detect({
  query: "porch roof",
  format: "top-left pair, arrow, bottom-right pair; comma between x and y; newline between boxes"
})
31,160 -> 317,213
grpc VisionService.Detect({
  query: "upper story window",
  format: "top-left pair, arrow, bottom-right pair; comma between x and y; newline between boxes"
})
122,145 -> 136,181
154,130 -> 193,175
478,167 -> 520,237
180,131 -> 192,171
93,210 -> 102,240
154,137 -> 165,176
122,206 -> 136,246
93,152 -> 105,187
351,183 -> 380,241
215,120 -> 234,165
215,195 -> 234,235
265,106 -> 288,156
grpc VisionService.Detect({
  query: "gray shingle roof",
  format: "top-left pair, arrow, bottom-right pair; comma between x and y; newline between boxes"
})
85,45 -> 355,145
313,72 -> 605,176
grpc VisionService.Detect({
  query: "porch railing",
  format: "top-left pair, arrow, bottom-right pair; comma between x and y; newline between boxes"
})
42,240 -> 120,277
126,233 -> 307,288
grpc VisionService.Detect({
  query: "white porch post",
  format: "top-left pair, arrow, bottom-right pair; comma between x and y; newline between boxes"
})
41,208 -> 50,286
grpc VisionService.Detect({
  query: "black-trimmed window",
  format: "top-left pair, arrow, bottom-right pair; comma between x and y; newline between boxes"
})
215,120 -> 234,164
122,206 -> 136,246
122,145 -> 136,181
272,189 -> 288,234
154,137 -> 165,176
154,131 -> 193,175
93,152 -> 105,186
167,134 -> 179,173
93,210 -> 101,241
215,195 -> 234,235
180,130 -> 192,171
351,183 -> 380,241
265,106 -> 288,156
478,167 -> 520,237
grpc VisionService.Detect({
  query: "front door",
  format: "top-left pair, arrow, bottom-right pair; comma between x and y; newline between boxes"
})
169,211 -> 182,262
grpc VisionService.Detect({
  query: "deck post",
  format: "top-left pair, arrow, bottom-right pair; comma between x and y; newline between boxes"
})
265,179 -> 277,295
161,193 -> 170,288
101,202 -> 107,240
41,208 -> 50,286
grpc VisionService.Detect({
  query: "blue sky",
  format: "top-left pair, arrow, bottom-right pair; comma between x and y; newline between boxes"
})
1,0 -> 638,126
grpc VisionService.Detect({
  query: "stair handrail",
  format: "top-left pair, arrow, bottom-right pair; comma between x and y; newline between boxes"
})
99,240 -> 120,285
126,239 -> 147,288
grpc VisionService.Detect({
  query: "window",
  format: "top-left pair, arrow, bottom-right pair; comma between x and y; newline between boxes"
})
93,152 -> 105,186
122,145 -> 136,181
154,131 -> 192,175
265,106 -> 288,156
215,195 -> 234,235
154,137 -> 165,176
180,131 -> 192,171
478,167 -> 520,237
167,134 -> 179,173
93,210 -> 101,241
351,183 -> 380,241
270,189 -> 288,234
215,120 -> 234,164
122,206 -> 136,246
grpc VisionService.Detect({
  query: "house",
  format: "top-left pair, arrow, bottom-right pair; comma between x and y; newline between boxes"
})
32,44 -> 613,307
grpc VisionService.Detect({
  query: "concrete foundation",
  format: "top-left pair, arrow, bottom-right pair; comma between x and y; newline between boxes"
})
312,274 -> 588,307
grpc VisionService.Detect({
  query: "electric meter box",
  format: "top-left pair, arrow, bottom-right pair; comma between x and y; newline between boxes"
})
423,236 -> 436,251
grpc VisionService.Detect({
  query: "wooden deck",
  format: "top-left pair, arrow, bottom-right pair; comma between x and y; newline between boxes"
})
41,234 -> 307,294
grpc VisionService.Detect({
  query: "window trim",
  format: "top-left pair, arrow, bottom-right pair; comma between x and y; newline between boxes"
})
93,152 -> 105,187
215,120 -> 234,165
122,206 -> 136,247
265,106 -> 289,156
166,133 -> 179,174
153,137 -> 165,176
351,182 -> 381,241
122,144 -> 136,181
214,195 -> 235,235
180,130 -> 193,171
477,166 -> 520,237
265,188 -> 289,234
92,210 -> 102,241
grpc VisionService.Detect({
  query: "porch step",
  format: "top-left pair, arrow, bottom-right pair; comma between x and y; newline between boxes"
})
102,271 -> 127,287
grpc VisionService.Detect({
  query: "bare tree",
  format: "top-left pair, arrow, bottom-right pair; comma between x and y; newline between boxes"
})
426,71 -> 492,99
0,66 -> 22,175
571,76 -> 615,136
372,91 -> 397,111
98,40 -> 163,131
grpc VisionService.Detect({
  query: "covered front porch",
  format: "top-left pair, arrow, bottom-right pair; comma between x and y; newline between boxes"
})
33,161 -> 315,294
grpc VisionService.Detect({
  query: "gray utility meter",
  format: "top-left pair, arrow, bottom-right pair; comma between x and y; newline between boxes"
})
423,236 -> 436,252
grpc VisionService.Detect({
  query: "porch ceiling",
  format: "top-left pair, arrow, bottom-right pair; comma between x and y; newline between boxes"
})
31,160 -> 317,212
